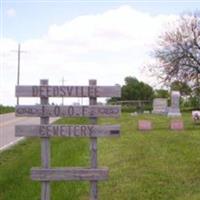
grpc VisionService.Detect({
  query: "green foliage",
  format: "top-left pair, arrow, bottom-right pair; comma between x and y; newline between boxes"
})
188,96 -> 200,109
170,81 -> 192,96
154,89 -> 169,98
107,97 -> 121,104
0,105 -> 14,114
121,105 -> 152,113
180,96 -> 200,110
108,76 -> 154,104
122,76 -> 154,101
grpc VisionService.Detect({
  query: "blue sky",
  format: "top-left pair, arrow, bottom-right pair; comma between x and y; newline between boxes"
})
0,0 -> 200,105
2,0 -> 200,41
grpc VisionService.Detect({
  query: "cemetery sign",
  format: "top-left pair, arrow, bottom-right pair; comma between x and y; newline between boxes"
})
15,79 -> 121,200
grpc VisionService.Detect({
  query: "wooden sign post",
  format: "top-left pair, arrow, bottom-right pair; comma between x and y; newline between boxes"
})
89,80 -> 98,199
15,79 -> 121,200
40,80 -> 50,200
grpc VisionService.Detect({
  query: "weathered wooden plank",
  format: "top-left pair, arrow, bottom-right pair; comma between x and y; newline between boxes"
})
89,80 -> 98,200
31,168 -> 109,181
16,85 -> 121,97
40,79 -> 51,200
15,125 -> 120,137
40,79 -> 50,200
15,105 -> 121,117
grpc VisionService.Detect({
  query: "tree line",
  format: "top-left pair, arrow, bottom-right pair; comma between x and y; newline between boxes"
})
0,105 -> 15,114
108,76 -> 199,110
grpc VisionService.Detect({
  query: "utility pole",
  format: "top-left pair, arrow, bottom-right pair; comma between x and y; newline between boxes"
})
61,77 -> 66,105
17,44 -> 20,105
12,44 -> 26,105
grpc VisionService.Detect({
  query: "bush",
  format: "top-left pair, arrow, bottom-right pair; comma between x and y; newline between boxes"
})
180,96 -> 200,111
121,105 -> 152,113
0,105 -> 15,114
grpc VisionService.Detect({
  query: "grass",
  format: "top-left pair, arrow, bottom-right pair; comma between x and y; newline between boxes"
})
0,113 -> 200,200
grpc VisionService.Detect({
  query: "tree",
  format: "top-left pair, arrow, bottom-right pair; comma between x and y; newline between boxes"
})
149,12 -> 200,94
121,76 -> 154,100
154,89 -> 169,98
107,76 -> 154,103
170,81 -> 192,96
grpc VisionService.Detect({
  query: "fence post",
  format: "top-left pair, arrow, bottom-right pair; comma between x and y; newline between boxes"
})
40,79 -> 50,200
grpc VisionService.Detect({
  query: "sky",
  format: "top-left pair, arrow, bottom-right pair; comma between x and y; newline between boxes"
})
0,0 -> 200,106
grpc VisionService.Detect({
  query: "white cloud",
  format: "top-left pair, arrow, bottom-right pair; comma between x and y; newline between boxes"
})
6,8 -> 16,17
0,5 -> 177,105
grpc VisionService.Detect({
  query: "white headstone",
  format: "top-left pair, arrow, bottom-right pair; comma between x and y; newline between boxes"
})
152,98 -> 168,115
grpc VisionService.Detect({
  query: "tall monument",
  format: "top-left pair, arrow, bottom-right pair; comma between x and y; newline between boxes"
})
168,91 -> 181,117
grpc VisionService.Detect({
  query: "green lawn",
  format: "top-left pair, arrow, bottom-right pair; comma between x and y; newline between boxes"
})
0,113 -> 200,200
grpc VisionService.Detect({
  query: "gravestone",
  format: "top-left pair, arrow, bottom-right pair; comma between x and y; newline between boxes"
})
168,91 -> 181,117
138,120 -> 152,131
152,98 -> 167,115
170,119 -> 184,131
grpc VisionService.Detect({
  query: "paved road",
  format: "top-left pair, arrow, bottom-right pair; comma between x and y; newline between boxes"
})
0,113 -> 58,151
